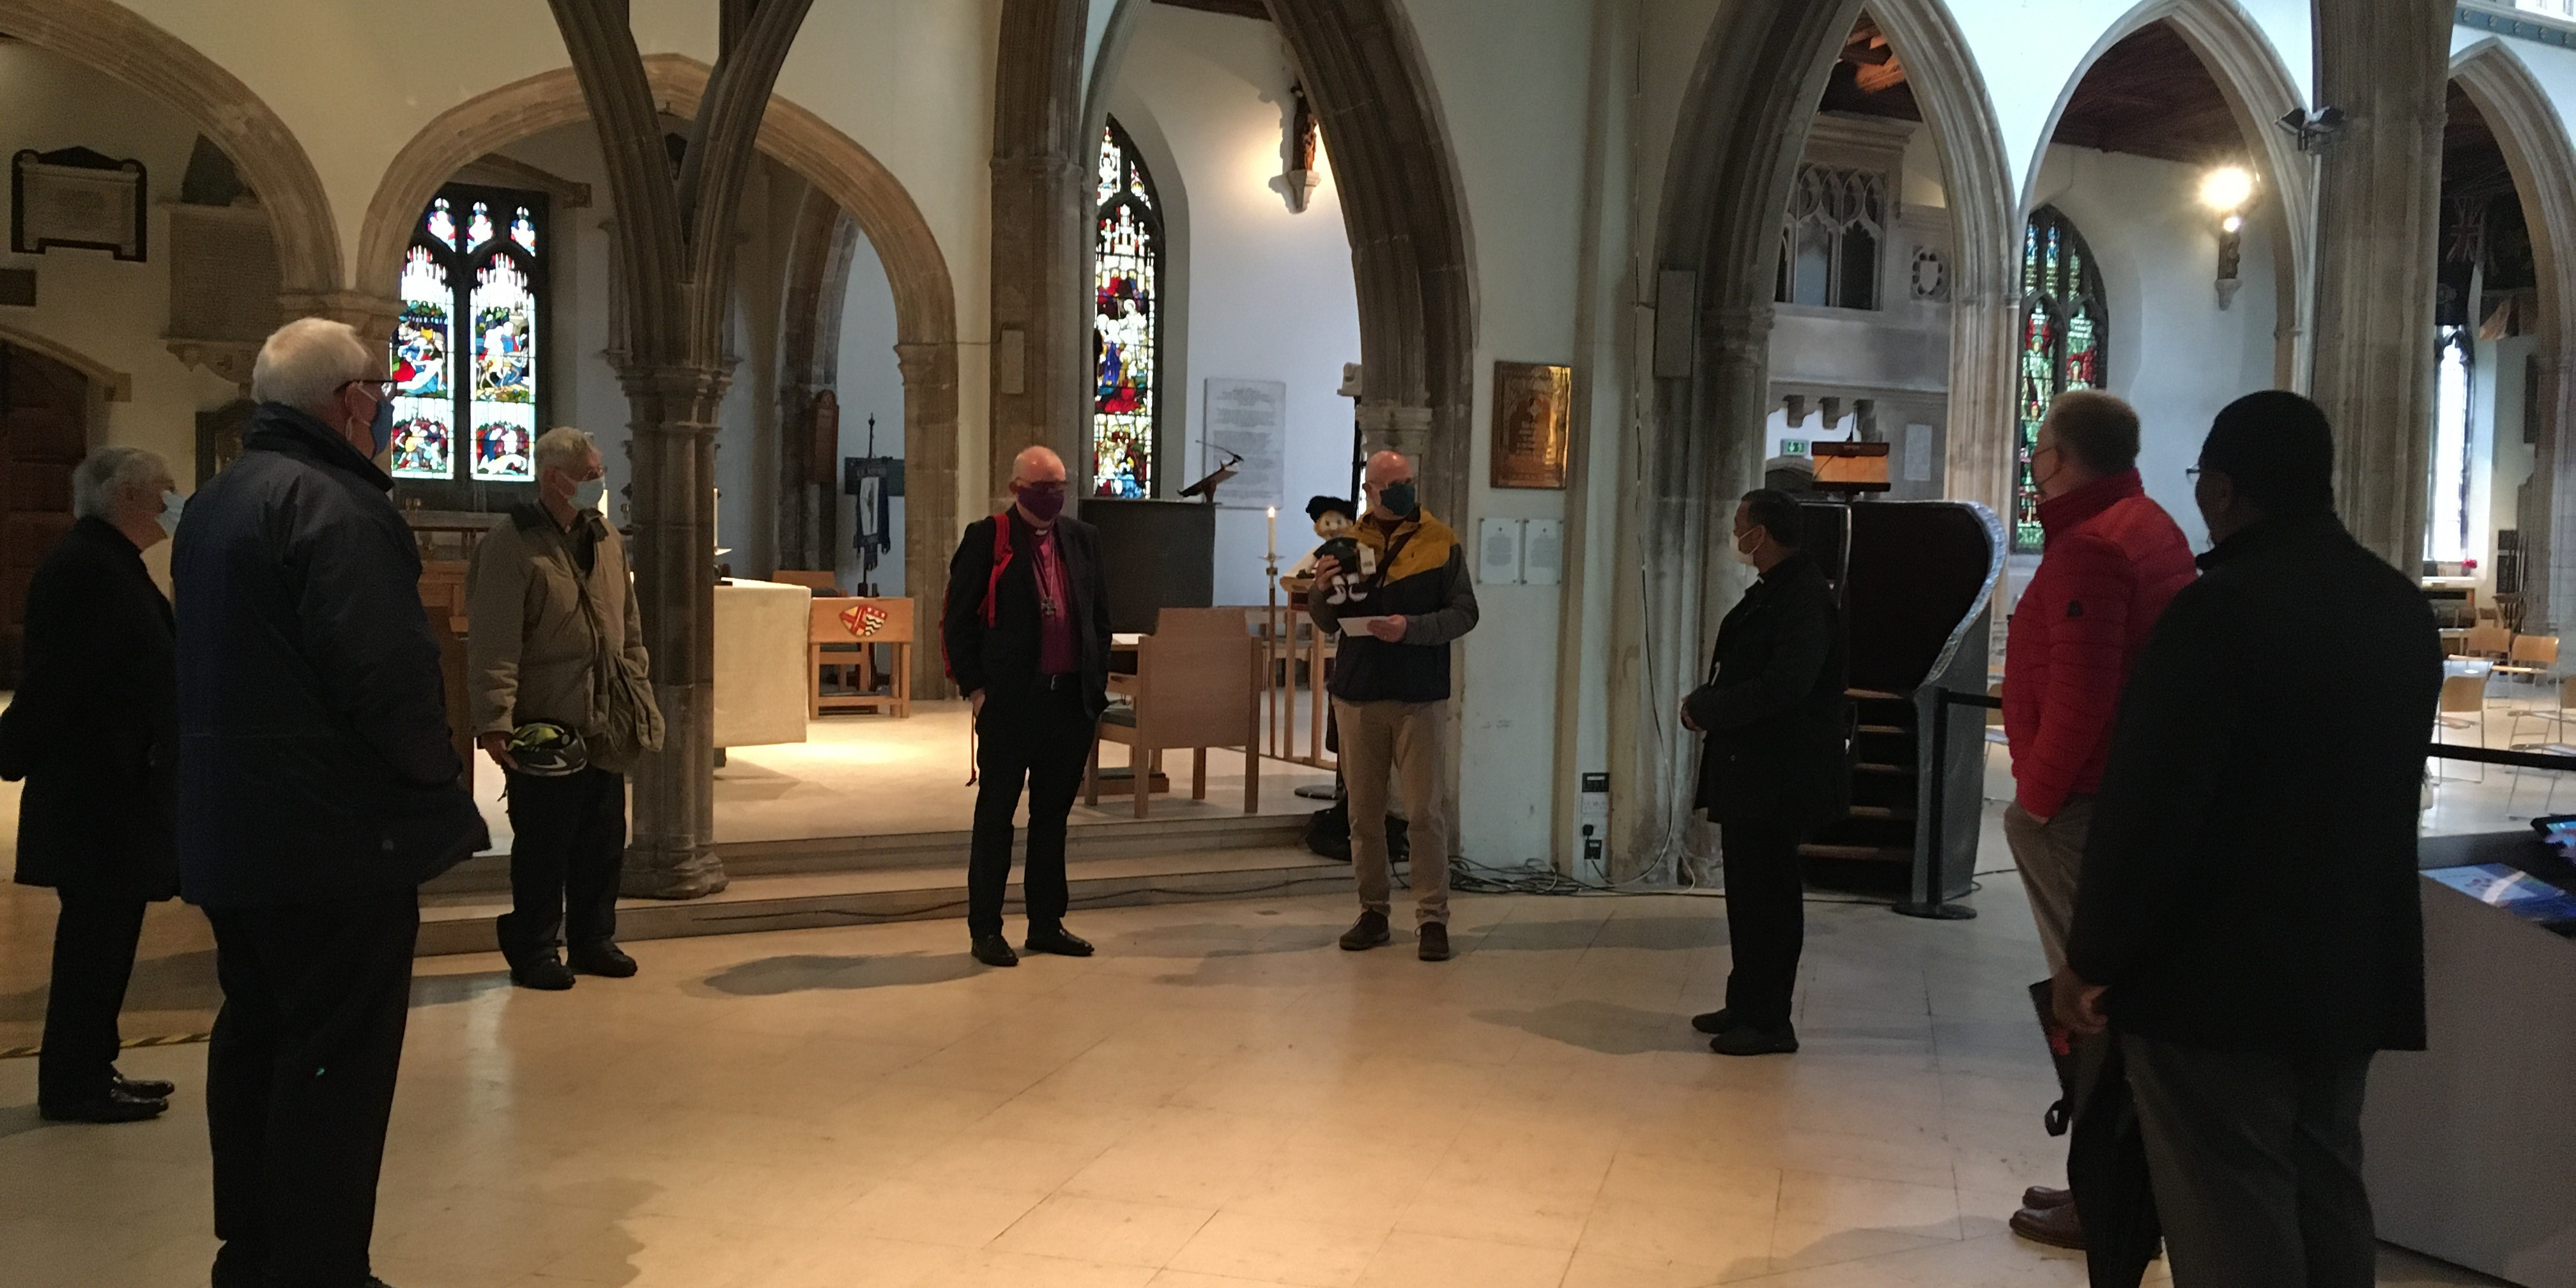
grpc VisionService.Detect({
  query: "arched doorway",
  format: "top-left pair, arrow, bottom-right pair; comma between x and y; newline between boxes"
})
360,56 -> 962,691
0,344 -> 91,683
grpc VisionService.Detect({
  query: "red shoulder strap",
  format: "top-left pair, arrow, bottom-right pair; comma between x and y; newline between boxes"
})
942,510 -> 1018,684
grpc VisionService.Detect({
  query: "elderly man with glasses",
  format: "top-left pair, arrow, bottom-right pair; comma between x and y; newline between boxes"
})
940,445 -> 1114,967
176,316 -> 484,1288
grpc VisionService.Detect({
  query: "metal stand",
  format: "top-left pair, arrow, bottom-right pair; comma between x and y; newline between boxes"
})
1892,684 -> 1977,919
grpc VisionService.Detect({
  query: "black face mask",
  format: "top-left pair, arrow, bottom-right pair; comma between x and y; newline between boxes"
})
1379,481 -> 1418,518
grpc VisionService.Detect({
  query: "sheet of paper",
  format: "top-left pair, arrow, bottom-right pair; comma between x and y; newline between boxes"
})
1337,616 -> 1392,636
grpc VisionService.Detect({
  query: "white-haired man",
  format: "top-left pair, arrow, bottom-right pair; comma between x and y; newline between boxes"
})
468,425 -> 659,990
0,446 -> 181,1124
941,444 -> 1111,967
176,316 -> 484,1288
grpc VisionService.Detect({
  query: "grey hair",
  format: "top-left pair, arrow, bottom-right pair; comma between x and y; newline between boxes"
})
534,425 -> 599,474
73,446 -> 172,521
250,317 -> 377,417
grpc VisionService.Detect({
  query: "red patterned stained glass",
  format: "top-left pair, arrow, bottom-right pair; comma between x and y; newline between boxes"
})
2011,207 -> 2109,553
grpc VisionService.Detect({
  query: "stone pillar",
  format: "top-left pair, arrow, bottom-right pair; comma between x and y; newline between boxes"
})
2308,0 -> 2454,567
1943,290 -> 2020,524
2540,355 -> 2576,632
619,361 -> 732,899
897,339 -> 962,696
988,0 -> 1092,496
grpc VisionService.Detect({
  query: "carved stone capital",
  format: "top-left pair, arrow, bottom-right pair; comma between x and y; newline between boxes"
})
164,338 -> 261,391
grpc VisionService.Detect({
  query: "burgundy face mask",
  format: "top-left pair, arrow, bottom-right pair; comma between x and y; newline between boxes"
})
1016,484 -> 1066,522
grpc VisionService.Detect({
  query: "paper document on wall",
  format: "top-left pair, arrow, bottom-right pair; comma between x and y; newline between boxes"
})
1905,424 -> 1934,482
1203,378 -> 1286,509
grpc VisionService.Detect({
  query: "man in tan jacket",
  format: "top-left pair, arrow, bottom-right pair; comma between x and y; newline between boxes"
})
468,425 -> 658,990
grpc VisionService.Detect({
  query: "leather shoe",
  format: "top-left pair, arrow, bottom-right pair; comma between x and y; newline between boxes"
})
40,1087 -> 167,1123
1338,910 -> 1391,951
113,1072 -> 176,1100
1689,1009 -> 1735,1035
2023,1184 -> 2073,1210
569,942 -> 638,977
1710,1025 -> 1799,1056
509,951 -> 576,991
1417,923 -> 1451,962
1025,926 -> 1094,957
2010,1200 -> 2085,1250
972,934 -> 1020,967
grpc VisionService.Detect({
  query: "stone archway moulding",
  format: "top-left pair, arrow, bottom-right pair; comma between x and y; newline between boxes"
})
0,0 -> 344,316
359,54 -> 962,692
2453,39 -> 2576,634
1866,0 -> 2021,537
2020,0 -> 2319,395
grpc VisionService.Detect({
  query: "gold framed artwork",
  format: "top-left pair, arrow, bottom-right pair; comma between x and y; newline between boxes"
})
1491,362 -> 1573,489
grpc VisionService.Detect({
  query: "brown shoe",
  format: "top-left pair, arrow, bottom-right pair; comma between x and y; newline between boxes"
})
1418,923 -> 1451,962
1339,910 -> 1392,951
2009,1200 -> 2085,1250
2022,1185 -> 2073,1210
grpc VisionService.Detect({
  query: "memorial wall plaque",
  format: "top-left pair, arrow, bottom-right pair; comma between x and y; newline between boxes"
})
1203,377 -> 1286,509
1491,361 -> 1572,489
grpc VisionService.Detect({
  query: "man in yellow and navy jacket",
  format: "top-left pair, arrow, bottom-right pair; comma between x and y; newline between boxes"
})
1307,450 -> 1479,962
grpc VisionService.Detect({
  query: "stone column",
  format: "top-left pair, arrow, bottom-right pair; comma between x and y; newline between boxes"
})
988,0 -> 1092,496
896,339 -> 962,696
2308,0 -> 2455,567
618,361 -> 733,899
2540,355 -> 2576,632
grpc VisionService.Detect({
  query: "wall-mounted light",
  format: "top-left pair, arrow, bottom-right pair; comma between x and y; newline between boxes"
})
2199,164 -> 2257,310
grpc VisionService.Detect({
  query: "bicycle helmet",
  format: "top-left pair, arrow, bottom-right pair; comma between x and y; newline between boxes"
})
507,721 -> 589,777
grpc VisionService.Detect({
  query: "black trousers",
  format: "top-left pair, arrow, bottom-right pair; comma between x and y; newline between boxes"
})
1719,816 -> 1805,1032
2123,1033 -> 2377,1288
498,766 -> 625,956
969,684 -> 1096,939
205,891 -> 418,1288
37,889 -> 148,1107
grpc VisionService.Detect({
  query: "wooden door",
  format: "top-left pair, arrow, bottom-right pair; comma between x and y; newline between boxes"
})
0,344 -> 89,684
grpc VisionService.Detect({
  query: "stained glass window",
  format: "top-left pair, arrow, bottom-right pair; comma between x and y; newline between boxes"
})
2011,206 -> 2109,553
390,184 -> 547,486
1775,164 -> 1887,310
1092,118 -> 1162,498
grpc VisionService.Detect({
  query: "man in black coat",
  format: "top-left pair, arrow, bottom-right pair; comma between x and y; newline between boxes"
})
1683,488 -> 1850,1056
942,444 -> 1112,968
0,446 -> 181,1123
176,317 -> 484,1288
2058,391 -> 2441,1287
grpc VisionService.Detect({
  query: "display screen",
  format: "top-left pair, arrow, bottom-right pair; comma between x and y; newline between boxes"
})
2426,862 -> 2576,932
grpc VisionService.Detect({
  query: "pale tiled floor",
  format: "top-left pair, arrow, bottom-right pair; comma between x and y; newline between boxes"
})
0,884 -> 2505,1287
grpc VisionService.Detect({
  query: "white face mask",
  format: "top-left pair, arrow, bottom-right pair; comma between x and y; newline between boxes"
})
1731,530 -> 1761,567
155,490 -> 184,537
572,477 -> 608,511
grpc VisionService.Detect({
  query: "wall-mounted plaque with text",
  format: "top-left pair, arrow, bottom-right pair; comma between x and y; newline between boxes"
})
1491,361 -> 1572,489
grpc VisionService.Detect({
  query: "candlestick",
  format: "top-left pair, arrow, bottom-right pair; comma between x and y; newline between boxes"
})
1266,505 -> 1278,559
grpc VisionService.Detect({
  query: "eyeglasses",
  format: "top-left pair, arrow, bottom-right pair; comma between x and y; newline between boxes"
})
2184,467 -> 2203,482
1015,480 -> 1068,495
341,378 -> 396,397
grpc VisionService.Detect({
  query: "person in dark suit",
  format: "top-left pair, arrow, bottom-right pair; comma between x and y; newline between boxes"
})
176,317 -> 484,1288
0,447 -> 181,1123
2057,391 -> 2441,1287
942,444 -> 1112,968
1682,487 -> 1849,1056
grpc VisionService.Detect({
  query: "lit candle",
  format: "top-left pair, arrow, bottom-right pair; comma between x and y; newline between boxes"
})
1267,505 -> 1278,560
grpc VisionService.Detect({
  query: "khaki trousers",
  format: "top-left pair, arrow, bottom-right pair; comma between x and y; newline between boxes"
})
1333,698 -> 1450,924
2002,794 -> 2092,977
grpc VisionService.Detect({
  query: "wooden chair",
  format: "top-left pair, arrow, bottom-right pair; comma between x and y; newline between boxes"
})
2451,622 -> 2512,660
2494,634 -> 2561,705
1087,607 -> 1262,818
2432,672 -> 2490,783
809,596 -> 914,717
772,569 -> 839,594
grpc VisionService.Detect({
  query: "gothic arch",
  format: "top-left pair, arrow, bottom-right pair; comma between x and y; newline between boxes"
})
2024,0 -> 2317,387
0,0 -> 342,309
1865,0 -> 2023,533
359,56 -> 962,688
2453,39 -> 2576,632
1627,0 -> 1871,875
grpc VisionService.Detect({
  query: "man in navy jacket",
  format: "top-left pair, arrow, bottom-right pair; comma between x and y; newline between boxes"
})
176,316 -> 482,1288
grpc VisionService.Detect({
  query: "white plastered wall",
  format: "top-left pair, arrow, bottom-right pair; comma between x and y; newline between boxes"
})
1103,4 -> 1364,608
0,39 -> 251,586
